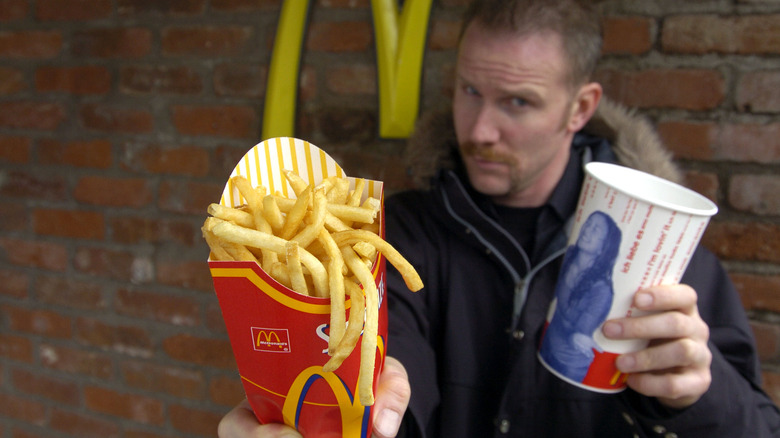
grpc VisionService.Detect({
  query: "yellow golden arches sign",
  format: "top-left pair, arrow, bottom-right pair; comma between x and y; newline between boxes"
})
262,0 -> 434,140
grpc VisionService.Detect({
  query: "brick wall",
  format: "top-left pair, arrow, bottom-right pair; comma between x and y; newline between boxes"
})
0,0 -> 778,436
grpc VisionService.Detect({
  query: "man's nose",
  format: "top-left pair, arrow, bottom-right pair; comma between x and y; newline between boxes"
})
469,105 -> 500,144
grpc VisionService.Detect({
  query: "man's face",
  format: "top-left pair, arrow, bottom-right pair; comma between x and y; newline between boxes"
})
453,23 -> 582,208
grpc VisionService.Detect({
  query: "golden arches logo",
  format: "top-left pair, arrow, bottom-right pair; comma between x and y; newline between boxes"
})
282,366 -> 370,437
252,328 -> 290,353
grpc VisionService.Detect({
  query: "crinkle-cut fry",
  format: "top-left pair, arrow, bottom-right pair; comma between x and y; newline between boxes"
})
317,227 -> 346,354
262,195 -> 284,233
280,186 -> 311,240
340,245 -> 377,406
207,203 -> 254,228
323,279 -> 364,373
210,219 -> 329,297
285,241 -> 309,296
331,229 -> 423,292
291,187 -> 327,249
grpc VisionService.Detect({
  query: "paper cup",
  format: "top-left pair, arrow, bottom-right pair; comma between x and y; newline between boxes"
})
207,137 -> 386,437
538,162 -> 717,392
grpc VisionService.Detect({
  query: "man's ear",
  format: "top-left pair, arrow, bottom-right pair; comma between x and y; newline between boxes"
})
567,82 -> 602,133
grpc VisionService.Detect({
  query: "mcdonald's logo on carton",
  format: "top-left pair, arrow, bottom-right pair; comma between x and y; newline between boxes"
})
252,328 -> 291,353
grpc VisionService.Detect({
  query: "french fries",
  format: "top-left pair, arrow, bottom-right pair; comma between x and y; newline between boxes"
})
202,171 -> 422,406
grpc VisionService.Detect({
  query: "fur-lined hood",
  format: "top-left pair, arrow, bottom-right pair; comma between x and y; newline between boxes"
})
404,97 -> 681,189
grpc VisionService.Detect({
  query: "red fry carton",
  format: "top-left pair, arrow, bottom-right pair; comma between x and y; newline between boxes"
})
208,137 -> 387,437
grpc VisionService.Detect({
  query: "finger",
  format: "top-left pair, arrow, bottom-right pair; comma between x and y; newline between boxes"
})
625,367 -> 712,409
603,309 -> 709,341
633,284 -> 698,313
372,356 -> 411,438
217,399 -> 302,438
616,338 -> 712,374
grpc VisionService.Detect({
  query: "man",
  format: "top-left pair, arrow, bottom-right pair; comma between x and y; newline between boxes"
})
219,0 -> 780,436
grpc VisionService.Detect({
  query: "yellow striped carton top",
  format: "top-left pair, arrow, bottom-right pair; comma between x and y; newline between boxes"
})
220,137 -> 383,208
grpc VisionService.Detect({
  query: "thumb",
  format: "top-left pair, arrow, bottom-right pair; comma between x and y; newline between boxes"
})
372,356 -> 411,438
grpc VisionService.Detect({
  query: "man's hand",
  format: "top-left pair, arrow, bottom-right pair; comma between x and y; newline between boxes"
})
602,284 -> 712,409
217,356 -> 411,438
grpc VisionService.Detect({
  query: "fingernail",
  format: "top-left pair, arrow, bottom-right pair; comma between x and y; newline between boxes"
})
635,292 -> 653,308
602,321 -> 622,337
616,354 -> 635,372
374,409 -> 401,437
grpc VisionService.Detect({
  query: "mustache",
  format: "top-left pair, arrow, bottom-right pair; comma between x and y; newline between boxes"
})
460,142 -> 517,165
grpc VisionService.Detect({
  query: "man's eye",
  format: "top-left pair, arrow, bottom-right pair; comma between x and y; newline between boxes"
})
464,85 -> 479,96
509,97 -> 528,107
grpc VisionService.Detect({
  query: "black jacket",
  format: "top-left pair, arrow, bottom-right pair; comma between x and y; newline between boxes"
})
384,101 -> 780,437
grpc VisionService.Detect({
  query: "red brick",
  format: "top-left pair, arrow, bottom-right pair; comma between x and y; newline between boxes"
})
732,273 -> 780,313
163,334 -> 236,368
762,370 -> 780,406
602,16 -> 654,55
729,174 -> 780,215
36,0 -> 112,20
214,145 -> 253,178
663,14 -> 780,55
73,176 -> 153,207
121,360 -> 205,399
161,26 -> 253,56
71,28 -> 152,58
0,237 -> 68,271
0,268 -> 29,299
0,393 -> 47,426
118,0 -> 206,16
158,180 -> 228,215
210,0 -> 279,10
0,30 -> 62,58
85,386 -> 165,425
35,65 -> 111,94
683,170 -> 718,203
110,216 -> 197,245
429,19 -> 461,51
120,65 -> 203,95
327,64 -> 376,95
39,344 -> 114,379
0,334 -> 33,362
0,0 -> 27,21
213,63 -> 267,98
702,221 -> 780,264
123,430 -> 177,438
0,200 -> 28,233
73,247 -> 146,282
205,300 -> 228,334
116,288 -> 201,326
0,101 -> 65,130
595,68 -> 725,110
80,103 -> 154,133
0,66 -> 25,93
169,404 -> 223,437
12,368 -> 80,404
751,321 -> 780,362
0,135 -> 31,162
49,409 -> 121,438
156,258 -> 217,292
306,21 -> 373,52
171,104 -> 257,139
209,375 -> 245,406
659,121 -> 780,163
120,143 -> 210,176
737,70 -> 780,113
3,304 -> 73,339
33,208 -> 105,240
35,275 -> 106,310
75,317 -> 154,358
37,138 -> 113,169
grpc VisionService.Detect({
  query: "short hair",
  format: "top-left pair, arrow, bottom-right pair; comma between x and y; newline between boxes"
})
460,0 -> 603,88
